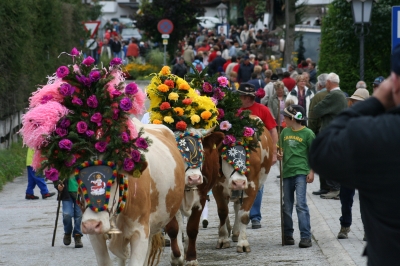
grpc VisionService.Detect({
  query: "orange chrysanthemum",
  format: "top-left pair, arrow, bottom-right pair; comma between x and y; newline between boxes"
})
153,119 -> 162,124
164,80 -> 175,88
179,83 -> 190,91
160,66 -> 170,75
174,107 -> 184,116
157,84 -> 169,92
201,110 -> 212,120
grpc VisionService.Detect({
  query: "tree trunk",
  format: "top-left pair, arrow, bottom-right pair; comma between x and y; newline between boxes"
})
283,0 -> 295,68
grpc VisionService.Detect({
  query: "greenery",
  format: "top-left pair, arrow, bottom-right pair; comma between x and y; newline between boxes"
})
0,142 -> 27,191
123,61 -> 159,80
0,0 -> 100,119
146,49 -> 166,67
318,0 -> 393,95
136,0 -> 204,61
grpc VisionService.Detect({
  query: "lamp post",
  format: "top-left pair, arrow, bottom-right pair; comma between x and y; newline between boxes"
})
216,3 -> 228,24
347,0 -> 374,81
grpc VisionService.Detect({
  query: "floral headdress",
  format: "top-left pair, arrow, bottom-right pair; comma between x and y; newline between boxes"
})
19,48 -> 151,181
146,66 -> 218,132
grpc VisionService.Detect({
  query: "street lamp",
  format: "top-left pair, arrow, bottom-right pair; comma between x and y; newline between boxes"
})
216,3 -> 228,24
347,0 -> 375,81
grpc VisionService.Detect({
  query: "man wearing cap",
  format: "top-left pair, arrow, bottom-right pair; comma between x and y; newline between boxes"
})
237,82 -> 278,229
309,44 -> 400,265
372,76 -> 384,92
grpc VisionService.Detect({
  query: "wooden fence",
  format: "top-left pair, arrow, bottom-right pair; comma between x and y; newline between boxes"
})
0,111 -> 23,150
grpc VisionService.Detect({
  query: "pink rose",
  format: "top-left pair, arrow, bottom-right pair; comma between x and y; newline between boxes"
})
217,76 -> 228,87
243,127 -> 255,137
82,56 -> 95,66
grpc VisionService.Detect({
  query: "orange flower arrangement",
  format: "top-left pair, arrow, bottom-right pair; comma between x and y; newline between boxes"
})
182,98 -> 192,105
157,84 -> 169,92
179,83 -> 190,91
164,80 -> 175,88
201,110 -> 212,120
174,107 -> 184,116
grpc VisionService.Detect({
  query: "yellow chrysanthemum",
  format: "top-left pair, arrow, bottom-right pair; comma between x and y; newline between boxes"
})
168,92 -> 179,101
157,84 -> 169,92
201,110 -> 212,120
152,119 -> 162,124
174,107 -> 184,116
164,116 -> 174,124
175,77 -> 186,87
160,66 -> 171,75
179,83 -> 190,91
150,112 -> 163,122
191,115 -> 200,125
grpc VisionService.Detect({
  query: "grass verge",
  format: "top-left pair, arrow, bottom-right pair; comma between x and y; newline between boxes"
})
0,141 -> 27,191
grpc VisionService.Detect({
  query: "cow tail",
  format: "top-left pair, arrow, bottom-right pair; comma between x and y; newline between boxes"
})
147,232 -> 164,266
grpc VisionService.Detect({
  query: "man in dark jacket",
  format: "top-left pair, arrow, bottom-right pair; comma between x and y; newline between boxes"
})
171,57 -> 187,78
309,44 -> 400,266
208,51 -> 226,76
237,56 -> 254,83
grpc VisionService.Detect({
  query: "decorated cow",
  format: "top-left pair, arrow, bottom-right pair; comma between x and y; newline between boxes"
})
19,49 -> 186,265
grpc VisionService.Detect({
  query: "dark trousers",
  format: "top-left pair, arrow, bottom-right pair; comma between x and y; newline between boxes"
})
339,186 -> 355,227
319,175 -> 330,190
326,179 -> 340,191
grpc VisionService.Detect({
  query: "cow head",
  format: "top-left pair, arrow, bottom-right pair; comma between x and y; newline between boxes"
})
175,127 -> 216,187
221,144 -> 250,190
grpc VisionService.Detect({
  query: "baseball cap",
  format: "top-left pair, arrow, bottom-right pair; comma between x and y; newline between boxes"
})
372,76 -> 384,86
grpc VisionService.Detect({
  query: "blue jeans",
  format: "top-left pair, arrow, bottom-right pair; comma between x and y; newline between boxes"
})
283,175 -> 311,239
250,185 -> 264,222
339,186 -> 355,227
62,195 -> 82,236
26,166 -> 49,195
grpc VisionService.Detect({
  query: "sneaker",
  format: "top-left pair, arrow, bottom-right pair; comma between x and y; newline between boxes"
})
202,219 -> 208,228
25,194 -> 39,200
320,190 -> 340,199
74,234 -> 83,248
63,234 -> 71,246
337,226 -> 350,239
299,238 -> 312,248
284,235 -> 295,245
42,192 -> 56,199
251,220 -> 261,229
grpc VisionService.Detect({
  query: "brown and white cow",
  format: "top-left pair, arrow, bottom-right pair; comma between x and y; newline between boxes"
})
81,120 -> 186,266
213,127 -> 274,253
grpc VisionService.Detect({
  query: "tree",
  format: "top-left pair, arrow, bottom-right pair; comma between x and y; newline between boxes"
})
319,0 -> 393,95
136,0 -> 204,63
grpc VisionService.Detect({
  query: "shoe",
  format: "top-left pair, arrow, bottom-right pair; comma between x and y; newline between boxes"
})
363,233 -> 367,241
42,192 -> 56,199
63,234 -> 71,246
251,220 -> 261,229
320,190 -> 340,199
337,226 -> 350,239
284,236 -> 295,245
312,189 -> 329,195
299,238 -> 312,248
25,194 -> 39,200
74,234 -> 83,248
202,219 -> 208,228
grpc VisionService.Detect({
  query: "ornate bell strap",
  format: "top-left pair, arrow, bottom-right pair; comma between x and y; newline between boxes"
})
116,174 -> 128,214
176,132 -> 204,169
221,142 -> 250,175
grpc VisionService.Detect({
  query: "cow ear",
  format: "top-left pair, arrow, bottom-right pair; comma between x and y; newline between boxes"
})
202,132 -> 225,151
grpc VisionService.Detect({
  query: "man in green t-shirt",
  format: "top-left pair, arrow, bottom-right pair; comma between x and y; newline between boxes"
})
277,104 -> 315,248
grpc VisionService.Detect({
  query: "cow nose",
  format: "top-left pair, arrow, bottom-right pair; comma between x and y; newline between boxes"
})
188,175 -> 202,185
231,180 -> 246,190
82,220 -> 103,234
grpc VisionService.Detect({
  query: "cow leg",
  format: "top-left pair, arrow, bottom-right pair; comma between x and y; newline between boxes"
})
166,212 -> 184,266
127,230 -> 150,266
231,200 -> 241,242
213,185 -> 230,249
235,191 -> 258,253
88,234 -> 113,266
108,233 -> 130,264
185,198 -> 205,266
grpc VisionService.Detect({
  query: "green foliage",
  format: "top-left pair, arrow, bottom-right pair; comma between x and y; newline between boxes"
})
319,0 -> 393,95
0,142 -> 28,191
136,0 -> 204,61
0,0 -> 101,119
146,49 -> 167,67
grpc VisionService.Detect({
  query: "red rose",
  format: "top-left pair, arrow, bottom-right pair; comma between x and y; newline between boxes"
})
182,98 -> 192,105
176,121 -> 187,131
164,80 -> 175,88
160,102 -> 171,110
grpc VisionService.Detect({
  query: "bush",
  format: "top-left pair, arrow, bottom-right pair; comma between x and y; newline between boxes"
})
146,49 -> 167,67
0,141 -> 28,191
123,62 -> 159,80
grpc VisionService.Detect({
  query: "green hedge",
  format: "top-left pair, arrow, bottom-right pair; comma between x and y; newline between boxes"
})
318,0 -> 392,95
0,141 -> 27,191
0,0 -> 91,119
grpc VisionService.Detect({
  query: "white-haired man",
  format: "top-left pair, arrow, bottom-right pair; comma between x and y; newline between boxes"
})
312,72 -> 347,199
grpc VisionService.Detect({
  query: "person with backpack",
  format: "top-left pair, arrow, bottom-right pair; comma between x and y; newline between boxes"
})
190,55 -> 205,73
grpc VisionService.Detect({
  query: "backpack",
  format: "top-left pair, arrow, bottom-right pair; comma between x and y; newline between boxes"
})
195,62 -> 203,72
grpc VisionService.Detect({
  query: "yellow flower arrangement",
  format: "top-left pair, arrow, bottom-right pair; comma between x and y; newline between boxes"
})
146,66 -> 218,131
168,92 -> 179,101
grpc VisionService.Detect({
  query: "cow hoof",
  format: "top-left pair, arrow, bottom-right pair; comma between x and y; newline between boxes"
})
171,256 -> 184,266
232,234 -> 239,242
185,259 -> 199,266
236,246 -> 251,253
216,240 -> 230,249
